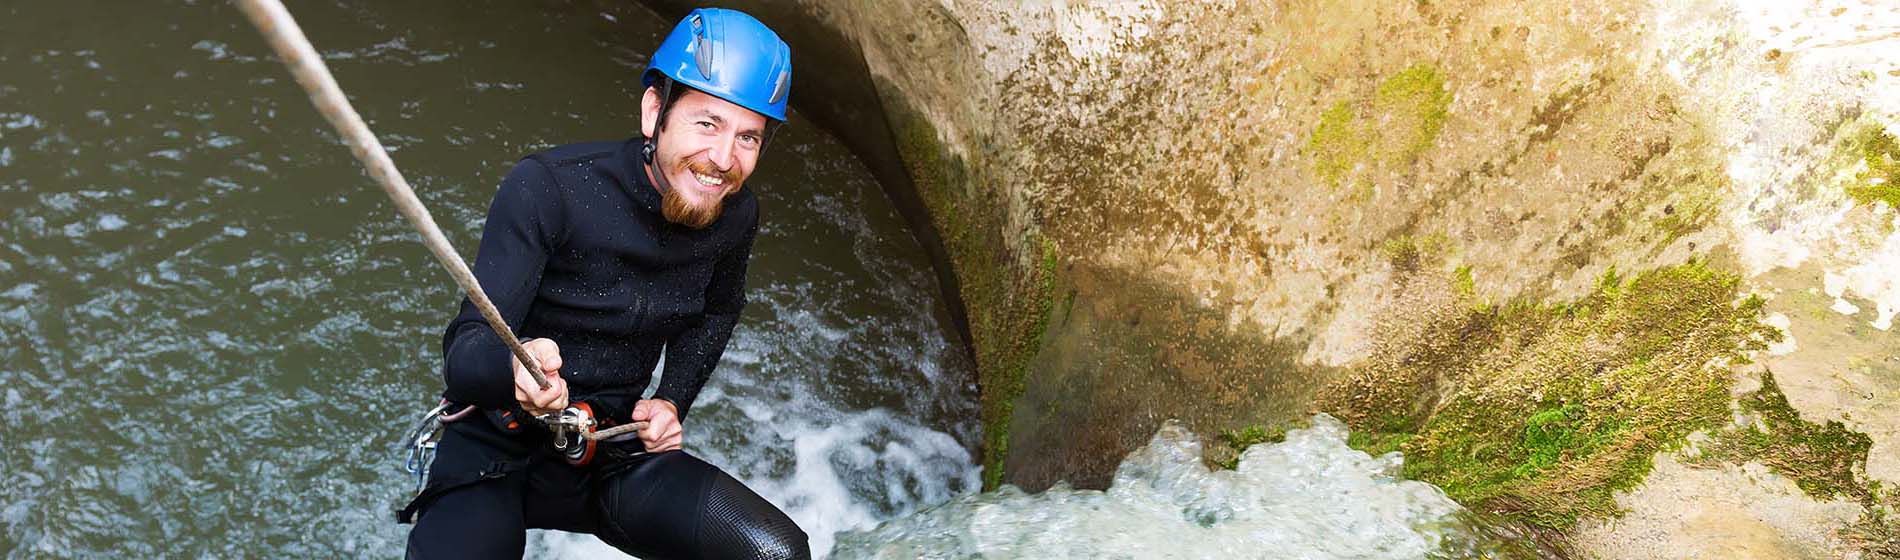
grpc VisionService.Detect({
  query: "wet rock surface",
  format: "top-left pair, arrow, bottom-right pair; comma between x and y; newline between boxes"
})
653,0 -> 1900,553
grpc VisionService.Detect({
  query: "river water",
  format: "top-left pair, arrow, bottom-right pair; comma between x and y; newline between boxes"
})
0,0 -> 976,556
0,1 -> 1522,558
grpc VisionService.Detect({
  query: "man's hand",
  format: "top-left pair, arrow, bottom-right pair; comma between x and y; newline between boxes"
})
630,399 -> 683,452
512,338 -> 568,416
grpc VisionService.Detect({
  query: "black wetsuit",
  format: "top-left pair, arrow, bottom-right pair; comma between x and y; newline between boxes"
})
401,138 -> 809,560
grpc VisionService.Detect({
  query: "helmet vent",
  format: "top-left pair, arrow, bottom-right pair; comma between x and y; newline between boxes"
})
692,15 -> 716,82
769,70 -> 788,105
645,8 -> 790,121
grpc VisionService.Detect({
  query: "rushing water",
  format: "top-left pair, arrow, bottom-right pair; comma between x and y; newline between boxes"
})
833,415 -> 1514,560
0,1 -> 977,557
0,1 -> 1542,558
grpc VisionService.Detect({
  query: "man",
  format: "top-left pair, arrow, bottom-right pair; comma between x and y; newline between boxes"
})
401,9 -> 808,559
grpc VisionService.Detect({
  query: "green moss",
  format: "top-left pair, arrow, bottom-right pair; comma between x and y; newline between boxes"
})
1379,233 -> 1449,274
1845,126 -> 1900,209
1654,189 -> 1722,246
969,234 -> 1061,490
1305,64 -> 1452,191
1215,423 -> 1291,470
1373,64 -> 1452,164
1347,429 -> 1415,457
884,92 -> 1060,491
1701,370 -> 1873,499
1327,260 -> 1778,531
1513,403 -> 1626,479
1854,500 -> 1900,558
1453,265 -> 1476,297
1695,370 -> 1900,557
978,237 -> 1061,488
1309,100 -> 1365,189
1347,410 -> 1419,457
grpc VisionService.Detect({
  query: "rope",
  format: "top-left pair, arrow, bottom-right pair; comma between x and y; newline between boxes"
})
586,421 -> 650,441
245,1 -> 673,450
234,0 -> 549,389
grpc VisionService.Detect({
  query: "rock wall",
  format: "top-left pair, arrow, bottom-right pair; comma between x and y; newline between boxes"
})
637,0 -> 1900,553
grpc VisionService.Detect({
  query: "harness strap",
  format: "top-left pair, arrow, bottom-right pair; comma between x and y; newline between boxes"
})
396,458 -> 527,524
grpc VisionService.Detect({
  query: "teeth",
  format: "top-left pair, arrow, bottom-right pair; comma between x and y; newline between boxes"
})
692,172 -> 724,187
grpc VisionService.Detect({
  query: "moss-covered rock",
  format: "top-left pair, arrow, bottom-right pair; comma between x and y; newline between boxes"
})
1310,100 -> 1366,190
1698,370 -> 1900,556
1705,371 -> 1873,500
884,97 -> 1061,490
1846,126 -> 1900,210
1374,64 -> 1453,165
1326,260 -> 1778,531
1305,64 -> 1452,192
640,5 -> 1900,555
1211,421 -> 1298,471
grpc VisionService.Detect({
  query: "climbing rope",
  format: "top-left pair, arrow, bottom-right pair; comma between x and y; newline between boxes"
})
233,0 -> 549,389
588,422 -> 650,441
239,1 -> 662,482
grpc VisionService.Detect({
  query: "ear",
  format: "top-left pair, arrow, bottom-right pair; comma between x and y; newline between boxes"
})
640,86 -> 661,139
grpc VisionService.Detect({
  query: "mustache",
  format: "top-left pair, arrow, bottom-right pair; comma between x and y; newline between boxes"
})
658,155 -> 740,229
676,156 -> 742,189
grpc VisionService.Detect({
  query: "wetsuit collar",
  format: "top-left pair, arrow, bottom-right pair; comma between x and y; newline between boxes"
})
617,137 -> 663,216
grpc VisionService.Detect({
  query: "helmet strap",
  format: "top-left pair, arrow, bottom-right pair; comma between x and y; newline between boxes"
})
643,77 -> 681,196
760,119 -> 784,153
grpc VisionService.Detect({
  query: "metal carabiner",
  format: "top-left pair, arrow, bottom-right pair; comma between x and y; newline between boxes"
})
399,402 -> 453,495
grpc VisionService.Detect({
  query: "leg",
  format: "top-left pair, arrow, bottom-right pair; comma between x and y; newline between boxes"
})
405,425 -> 535,560
405,474 -> 527,560
593,451 -> 810,560
523,452 -> 598,534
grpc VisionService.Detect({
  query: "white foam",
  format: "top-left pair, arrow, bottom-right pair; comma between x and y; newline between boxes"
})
525,407 -> 977,559
833,415 -> 1499,559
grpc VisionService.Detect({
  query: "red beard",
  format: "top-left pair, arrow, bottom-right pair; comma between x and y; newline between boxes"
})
659,156 -> 742,229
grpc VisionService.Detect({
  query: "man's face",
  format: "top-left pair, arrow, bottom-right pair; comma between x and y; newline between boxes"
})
640,87 -> 768,228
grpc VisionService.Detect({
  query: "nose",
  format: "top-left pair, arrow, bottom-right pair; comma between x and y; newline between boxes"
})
708,135 -> 737,172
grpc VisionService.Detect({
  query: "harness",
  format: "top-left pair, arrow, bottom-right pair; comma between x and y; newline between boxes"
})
396,400 -> 651,501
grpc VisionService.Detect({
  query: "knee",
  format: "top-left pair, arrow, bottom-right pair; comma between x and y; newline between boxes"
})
598,452 -> 811,560
703,477 -> 810,560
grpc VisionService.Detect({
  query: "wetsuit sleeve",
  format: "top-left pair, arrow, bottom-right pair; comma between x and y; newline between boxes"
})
654,205 -> 757,420
439,159 -> 564,410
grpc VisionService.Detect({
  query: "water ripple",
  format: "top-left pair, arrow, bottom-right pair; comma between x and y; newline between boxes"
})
1,1 -> 974,557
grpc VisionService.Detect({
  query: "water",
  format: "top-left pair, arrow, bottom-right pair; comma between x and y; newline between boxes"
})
833,415 -> 1511,560
0,1 -> 1531,558
0,1 -> 976,557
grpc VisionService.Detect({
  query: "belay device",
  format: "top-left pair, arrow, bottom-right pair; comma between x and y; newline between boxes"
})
545,402 -> 601,466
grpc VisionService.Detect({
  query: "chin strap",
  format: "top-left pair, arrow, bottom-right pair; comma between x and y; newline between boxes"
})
643,78 -> 681,199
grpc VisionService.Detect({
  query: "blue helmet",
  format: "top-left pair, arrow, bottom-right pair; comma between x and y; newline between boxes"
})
644,8 -> 792,122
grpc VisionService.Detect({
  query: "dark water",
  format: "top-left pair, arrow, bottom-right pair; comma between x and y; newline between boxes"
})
0,1 -> 977,556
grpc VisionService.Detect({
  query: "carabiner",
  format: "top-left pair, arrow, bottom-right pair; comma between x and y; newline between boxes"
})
399,402 -> 453,495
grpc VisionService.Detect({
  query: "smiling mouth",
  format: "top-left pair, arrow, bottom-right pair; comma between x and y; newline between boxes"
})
691,171 -> 726,188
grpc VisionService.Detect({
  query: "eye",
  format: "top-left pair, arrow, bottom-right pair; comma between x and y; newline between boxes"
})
738,134 -> 760,148
695,120 -> 715,130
